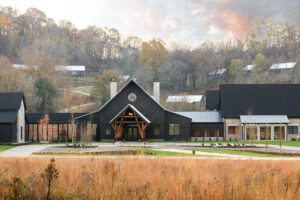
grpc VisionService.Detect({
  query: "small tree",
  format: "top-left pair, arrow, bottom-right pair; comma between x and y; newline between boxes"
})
39,114 -> 50,141
70,113 -> 77,143
41,158 -> 59,200
80,117 -> 93,148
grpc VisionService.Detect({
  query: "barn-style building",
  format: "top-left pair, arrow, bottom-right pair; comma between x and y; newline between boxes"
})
1,79 -> 300,143
75,79 -> 223,141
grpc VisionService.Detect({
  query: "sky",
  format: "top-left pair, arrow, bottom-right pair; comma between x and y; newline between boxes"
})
0,0 -> 300,47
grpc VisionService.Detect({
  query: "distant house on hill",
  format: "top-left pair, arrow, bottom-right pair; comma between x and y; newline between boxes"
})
12,64 -> 39,70
166,95 -> 203,104
269,62 -> 296,73
55,65 -> 86,77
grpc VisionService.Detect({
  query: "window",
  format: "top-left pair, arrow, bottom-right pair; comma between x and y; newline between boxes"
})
169,124 -> 180,135
274,126 -> 285,140
260,126 -> 271,140
92,124 -> 97,136
288,126 -> 298,135
106,125 -> 111,135
20,126 -> 23,140
246,126 -> 257,140
194,128 -> 201,137
214,128 -> 220,137
228,126 -> 240,135
154,125 -> 160,135
204,128 -> 209,137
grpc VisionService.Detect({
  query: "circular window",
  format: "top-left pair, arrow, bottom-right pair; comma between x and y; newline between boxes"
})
128,93 -> 137,102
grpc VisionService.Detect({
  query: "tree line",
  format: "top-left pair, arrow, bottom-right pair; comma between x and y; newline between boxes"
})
0,6 -> 300,111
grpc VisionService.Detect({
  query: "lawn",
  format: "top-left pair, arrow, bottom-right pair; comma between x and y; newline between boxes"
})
143,149 -> 199,156
0,145 -> 14,152
73,86 -> 93,95
157,140 -> 300,147
0,157 -> 300,199
190,148 -> 283,157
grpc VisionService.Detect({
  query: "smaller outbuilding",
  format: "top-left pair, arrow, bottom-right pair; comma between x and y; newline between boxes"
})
0,92 -> 26,144
55,65 -> 86,77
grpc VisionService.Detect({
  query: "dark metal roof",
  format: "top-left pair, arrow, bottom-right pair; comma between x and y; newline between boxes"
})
206,90 -> 220,110
26,113 -> 87,124
0,92 -> 25,111
175,111 -> 222,123
220,84 -> 300,117
0,111 -> 17,123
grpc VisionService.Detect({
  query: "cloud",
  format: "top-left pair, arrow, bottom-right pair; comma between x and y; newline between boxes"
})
0,0 -> 300,48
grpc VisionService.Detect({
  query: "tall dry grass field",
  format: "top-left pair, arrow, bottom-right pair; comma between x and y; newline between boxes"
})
0,157 -> 300,199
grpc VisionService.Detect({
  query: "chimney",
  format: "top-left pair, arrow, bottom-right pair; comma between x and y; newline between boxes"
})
153,80 -> 160,102
110,78 -> 117,99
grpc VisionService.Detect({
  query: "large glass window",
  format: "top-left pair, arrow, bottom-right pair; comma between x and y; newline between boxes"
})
214,128 -> 220,137
169,124 -> 180,135
260,126 -> 271,140
194,128 -> 201,137
204,128 -> 210,137
154,125 -> 160,135
288,126 -> 298,135
106,125 -> 111,135
274,126 -> 285,140
92,124 -> 97,136
246,126 -> 257,140
228,126 -> 240,135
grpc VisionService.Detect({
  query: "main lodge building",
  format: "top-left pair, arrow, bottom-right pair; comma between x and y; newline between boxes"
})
0,79 -> 300,143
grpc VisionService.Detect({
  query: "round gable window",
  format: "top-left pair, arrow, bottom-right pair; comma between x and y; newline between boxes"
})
128,93 -> 137,102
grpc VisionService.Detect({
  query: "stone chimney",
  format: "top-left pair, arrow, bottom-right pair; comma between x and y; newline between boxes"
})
110,78 -> 117,99
153,80 -> 160,102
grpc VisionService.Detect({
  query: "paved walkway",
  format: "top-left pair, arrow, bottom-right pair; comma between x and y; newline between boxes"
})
0,144 -> 61,157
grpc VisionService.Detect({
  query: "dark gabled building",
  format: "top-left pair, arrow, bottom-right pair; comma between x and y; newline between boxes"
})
0,92 -> 26,143
206,84 -> 300,141
76,80 -> 193,141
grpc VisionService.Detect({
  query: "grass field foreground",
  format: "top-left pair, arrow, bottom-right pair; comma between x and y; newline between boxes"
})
0,145 -> 14,152
0,157 -> 300,199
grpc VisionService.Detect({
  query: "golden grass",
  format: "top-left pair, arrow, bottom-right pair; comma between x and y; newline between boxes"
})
0,157 -> 300,199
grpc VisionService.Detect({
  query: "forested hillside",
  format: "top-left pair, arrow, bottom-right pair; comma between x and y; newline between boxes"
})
0,6 -> 299,112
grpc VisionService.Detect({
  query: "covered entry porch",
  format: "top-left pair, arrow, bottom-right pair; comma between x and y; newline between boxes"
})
109,104 -> 150,141
240,115 -> 288,141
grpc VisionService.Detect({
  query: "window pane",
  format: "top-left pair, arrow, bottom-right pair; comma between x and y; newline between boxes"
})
246,126 -> 257,140
204,128 -> 209,137
169,124 -> 180,135
194,128 -> 200,137
288,126 -> 298,135
260,126 -> 271,140
274,126 -> 285,140
228,126 -> 239,135
214,128 -> 220,137
106,126 -> 111,135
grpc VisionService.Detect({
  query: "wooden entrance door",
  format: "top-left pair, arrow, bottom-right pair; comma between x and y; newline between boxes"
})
125,124 -> 139,141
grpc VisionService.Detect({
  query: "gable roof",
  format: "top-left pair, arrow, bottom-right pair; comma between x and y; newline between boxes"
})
206,90 -> 220,110
219,84 -> 300,117
109,104 -> 151,124
176,111 -> 222,123
0,111 -> 17,123
76,79 -> 187,120
0,92 -> 26,111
